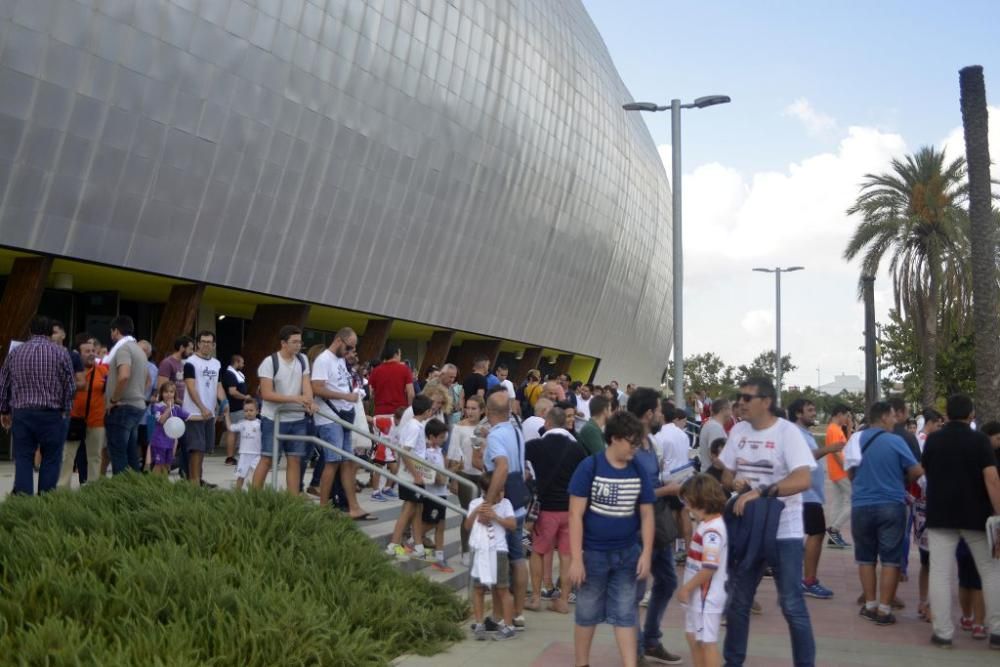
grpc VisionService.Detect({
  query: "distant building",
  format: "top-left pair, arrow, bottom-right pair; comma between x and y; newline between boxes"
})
818,374 -> 864,396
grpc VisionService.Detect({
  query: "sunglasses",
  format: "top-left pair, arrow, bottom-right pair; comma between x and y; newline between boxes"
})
738,393 -> 767,402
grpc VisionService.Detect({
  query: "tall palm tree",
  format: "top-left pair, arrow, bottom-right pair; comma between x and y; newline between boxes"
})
845,146 -> 969,407
960,65 -> 1000,424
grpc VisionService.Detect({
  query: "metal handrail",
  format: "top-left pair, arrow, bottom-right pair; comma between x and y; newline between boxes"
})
270,403 -> 477,515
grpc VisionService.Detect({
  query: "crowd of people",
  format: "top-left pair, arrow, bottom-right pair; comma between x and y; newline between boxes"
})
3,314 -> 1000,666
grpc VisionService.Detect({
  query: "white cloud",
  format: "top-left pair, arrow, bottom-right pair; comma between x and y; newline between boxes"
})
663,123 -> 916,388
741,309 -> 774,336
783,98 -> 837,136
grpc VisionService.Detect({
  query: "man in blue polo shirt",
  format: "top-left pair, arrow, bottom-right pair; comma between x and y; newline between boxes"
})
843,401 -> 923,626
483,391 -> 530,631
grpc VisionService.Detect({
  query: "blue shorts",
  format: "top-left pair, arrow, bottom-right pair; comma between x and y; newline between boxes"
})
260,417 -> 308,458
316,422 -> 352,463
575,544 -> 641,628
851,502 -> 907,567
505,514 -> 526,563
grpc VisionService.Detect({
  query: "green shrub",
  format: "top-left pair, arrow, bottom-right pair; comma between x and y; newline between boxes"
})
0,475 -> 466,666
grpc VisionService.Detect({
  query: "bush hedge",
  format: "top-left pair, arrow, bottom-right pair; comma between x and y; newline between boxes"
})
0,475 -> 466,666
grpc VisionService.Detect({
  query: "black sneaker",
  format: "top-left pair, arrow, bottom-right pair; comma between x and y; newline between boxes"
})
859,606 -> 878,623
762,566 -> 774,578
875,612 -> 896,626
200,480 -> 218,489
644,643 -> 683,664
990,633 -> 1000,650
482,617 -> 501,632
224,457 -> 237,466
930,634 -> 953,648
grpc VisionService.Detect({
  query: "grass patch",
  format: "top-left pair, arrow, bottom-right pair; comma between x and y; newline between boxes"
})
0,475 -> 466,666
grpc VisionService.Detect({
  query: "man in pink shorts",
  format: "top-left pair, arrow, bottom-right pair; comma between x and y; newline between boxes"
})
525,406 -> 588,612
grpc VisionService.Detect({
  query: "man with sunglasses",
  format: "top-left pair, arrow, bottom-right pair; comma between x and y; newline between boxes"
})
719,376 -> 816,667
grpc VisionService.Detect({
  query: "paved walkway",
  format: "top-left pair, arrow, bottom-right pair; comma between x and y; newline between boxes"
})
396,535 -> 994,667
3,456 -> 995,666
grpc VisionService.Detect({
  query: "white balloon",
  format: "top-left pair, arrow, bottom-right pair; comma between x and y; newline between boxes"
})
164,416 -> 186,439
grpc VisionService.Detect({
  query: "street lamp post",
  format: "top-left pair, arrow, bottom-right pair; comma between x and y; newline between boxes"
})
623,95 -> 731,405
752,266 -> 804,405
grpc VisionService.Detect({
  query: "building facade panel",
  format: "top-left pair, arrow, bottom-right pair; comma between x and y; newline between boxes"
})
0,0 -> 672,385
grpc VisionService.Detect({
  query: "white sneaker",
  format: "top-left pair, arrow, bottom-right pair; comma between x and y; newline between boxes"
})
460,552 -> 471,567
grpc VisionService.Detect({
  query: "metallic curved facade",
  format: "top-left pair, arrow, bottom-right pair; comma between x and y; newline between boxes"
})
0,0 -> 672,385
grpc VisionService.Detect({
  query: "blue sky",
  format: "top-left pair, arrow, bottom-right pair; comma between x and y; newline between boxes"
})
584,0 -> 1000,174
582,0 -> 1000,390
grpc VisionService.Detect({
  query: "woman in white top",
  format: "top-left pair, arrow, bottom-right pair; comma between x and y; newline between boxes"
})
448,395 -> 486,564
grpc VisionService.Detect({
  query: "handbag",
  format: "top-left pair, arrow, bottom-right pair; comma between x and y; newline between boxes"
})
503,428 -> 531,511
67,368 -> 96,443
653,496 -> 679,550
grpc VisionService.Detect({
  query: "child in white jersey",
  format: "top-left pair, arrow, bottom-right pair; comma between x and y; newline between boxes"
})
386,395 -> 433,559
678,474 -> 729,667
466,471 -> 517,641
225,398 -> 261,491
420,419 -> 453,573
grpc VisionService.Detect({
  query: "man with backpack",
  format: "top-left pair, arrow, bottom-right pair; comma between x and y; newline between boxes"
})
251,325 -> 314,493
567,410 -> 654,667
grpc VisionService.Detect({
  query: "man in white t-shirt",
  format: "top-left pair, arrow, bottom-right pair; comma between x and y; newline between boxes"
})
251,325 -> 314,494
182,331 -> 226,486
719,376 -> 816,667
496,364 -> 519,416
573,384 -> 592,433
521,397 -> 552,443
312,327 -> 371,520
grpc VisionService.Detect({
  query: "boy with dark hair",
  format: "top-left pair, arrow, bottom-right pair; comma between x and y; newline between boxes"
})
387,394 -> 434,559
421,418 -> 453,573
567,410 -> 655,667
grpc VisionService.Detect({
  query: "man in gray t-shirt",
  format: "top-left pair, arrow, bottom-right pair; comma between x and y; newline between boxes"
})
698,397 -> 731,472
105,316 -> 149,475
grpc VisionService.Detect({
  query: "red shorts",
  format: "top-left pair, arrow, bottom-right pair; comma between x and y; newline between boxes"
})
532,510 -> 570,556
372,415 -> 395,463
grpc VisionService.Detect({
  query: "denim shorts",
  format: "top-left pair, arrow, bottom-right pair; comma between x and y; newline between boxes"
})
316,421 -> 352,463
260,417 -> 308,458
851,502 -> 907,567
505,514 -> 526,562
575,543 -> 641,628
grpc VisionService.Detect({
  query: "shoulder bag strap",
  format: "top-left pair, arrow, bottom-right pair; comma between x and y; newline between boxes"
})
861,431 -> 887,456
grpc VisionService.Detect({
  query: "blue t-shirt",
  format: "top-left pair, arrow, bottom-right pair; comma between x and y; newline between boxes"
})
568,452 -> 656,551
485,420 -> 526,517
851,428 -> 917,507
633,436 -> 661,489
798,425 -> 825,504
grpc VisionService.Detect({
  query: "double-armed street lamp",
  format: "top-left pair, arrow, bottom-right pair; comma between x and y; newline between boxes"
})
623,96 -> 731,405
752,266 -> 805,404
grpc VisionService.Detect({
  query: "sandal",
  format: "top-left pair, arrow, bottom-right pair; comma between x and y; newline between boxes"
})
917,602 -> 931,622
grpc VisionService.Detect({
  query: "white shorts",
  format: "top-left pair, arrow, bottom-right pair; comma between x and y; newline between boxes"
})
236,453 -> 261,480
684,606 -> 722,643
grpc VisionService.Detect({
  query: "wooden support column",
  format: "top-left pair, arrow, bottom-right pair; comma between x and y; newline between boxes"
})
241,304 -> 311,392
356,319 -> 393,367
152,283 -> 205,363
419,330 -> 454,378
512,347 -> 543,385
0,256 -> 53,367
450,339 -> 503,379
554,354 -> 574,378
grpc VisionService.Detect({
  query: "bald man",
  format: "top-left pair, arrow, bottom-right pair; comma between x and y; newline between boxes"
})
483,391 -> 531,630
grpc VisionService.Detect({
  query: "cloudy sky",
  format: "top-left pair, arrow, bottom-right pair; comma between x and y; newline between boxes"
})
583,0 -> 1000,390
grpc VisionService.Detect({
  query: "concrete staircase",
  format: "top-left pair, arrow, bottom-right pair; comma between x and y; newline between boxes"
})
351,493 -> 471,594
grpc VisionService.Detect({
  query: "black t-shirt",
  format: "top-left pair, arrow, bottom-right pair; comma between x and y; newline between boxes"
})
922,421 -> 998,531
525,432 -> 587,512
221,368 -> 248,413
462,373 -> 488,401
893,424 -> 922,462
